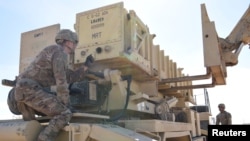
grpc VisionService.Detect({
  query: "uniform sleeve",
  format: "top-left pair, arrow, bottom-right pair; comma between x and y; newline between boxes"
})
66,66 -> 86,84
216,114 -> 220,125
52,51 -> 70,106
227,112 -> 232,125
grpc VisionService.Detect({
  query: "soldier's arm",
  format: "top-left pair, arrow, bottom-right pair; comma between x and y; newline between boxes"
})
66,65 -> 88,83
66,54 -> 93,83
227,112 -> 232,125
215,115 -> 220,125
52,51 -> 70,106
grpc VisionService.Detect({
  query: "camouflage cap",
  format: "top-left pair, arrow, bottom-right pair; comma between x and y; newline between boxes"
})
55,29 -> 78,44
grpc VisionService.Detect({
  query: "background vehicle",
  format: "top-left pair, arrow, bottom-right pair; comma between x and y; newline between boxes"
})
0,2 -> 249,141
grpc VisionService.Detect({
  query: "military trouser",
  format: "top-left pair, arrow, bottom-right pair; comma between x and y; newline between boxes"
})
14,78 -> 72,141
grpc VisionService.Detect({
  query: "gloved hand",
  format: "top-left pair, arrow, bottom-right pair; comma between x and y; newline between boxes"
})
59,98 -> 78,113
84,54 -> 95,67
57,95 -> 70,107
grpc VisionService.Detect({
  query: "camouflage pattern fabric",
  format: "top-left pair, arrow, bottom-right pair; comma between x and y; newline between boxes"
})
14,44 -> 86,141
15,78 -> 72,141
216,111 -> 232,125
17,45 -> 70,105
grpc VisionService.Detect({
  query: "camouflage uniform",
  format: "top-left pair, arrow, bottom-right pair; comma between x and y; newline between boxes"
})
216,111 -> 232,125
14,44 -> 86,141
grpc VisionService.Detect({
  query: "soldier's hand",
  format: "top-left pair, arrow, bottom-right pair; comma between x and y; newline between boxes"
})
84,54 -> 94,67
58,96 -> 70,107
83,65 -> 88,72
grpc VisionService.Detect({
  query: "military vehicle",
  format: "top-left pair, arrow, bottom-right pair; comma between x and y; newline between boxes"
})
0,2 -> 249,141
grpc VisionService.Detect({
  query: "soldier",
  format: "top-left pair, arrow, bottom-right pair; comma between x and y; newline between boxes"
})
216,103 -> 232,125
14,29 -> 89,141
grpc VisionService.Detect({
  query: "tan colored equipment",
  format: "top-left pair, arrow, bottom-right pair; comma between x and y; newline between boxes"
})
1,2 -> 250,141
0,120 -> 42,141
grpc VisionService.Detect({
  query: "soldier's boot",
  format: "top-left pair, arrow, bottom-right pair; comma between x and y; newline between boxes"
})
37,126 -> 58,141
37,109 -> 72,141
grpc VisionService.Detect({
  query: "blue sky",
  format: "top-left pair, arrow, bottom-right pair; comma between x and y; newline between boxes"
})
1,0 -> 250,124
